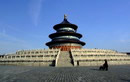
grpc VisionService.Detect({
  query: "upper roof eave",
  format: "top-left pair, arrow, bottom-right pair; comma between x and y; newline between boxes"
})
53,18 -> 78,30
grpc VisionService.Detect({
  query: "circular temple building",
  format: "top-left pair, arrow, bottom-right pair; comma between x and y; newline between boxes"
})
46,15 -> 86,51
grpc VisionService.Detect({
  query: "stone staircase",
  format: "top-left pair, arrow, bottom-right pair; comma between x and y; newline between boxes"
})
57,51 -> 73,67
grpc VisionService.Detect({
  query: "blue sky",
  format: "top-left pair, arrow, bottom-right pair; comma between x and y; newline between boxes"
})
0,0 -> 130,54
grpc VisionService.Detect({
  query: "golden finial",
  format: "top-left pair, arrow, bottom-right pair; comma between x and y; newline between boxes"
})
64,14 -> 67,19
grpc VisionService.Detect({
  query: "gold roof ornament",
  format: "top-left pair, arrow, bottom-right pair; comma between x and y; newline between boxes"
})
64,14 -> 67,19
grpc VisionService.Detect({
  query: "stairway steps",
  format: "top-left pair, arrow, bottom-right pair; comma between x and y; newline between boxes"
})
57,51 -> 73,67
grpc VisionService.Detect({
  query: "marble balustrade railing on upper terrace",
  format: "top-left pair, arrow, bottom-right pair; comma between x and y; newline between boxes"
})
0,49 -> 60,61
71,49 -> 130,61
71,49 -> 121,53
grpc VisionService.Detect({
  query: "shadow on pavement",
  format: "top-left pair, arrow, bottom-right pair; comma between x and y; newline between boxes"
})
120,78 -> 130,82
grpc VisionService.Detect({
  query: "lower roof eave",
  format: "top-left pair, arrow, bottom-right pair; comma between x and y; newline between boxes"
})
46,41 -> 86,46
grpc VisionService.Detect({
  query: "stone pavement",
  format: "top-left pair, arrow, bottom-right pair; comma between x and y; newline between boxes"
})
0,65 -> 130,82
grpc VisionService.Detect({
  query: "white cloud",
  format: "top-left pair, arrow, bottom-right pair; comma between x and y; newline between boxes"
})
29,0 -> 43,26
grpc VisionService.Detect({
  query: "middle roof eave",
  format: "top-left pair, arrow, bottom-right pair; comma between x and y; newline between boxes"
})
49,32 -> 82,39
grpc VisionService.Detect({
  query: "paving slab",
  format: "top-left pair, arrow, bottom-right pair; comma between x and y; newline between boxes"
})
0,65 -> 130,82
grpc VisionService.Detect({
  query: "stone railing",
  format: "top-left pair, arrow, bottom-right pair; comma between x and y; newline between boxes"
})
70,50 -> 77,66
71,49 -> 130,66
0,49 -> 60,66
15,49 -> 60,55
55,50 -> 61,67
71,48 -> 118,53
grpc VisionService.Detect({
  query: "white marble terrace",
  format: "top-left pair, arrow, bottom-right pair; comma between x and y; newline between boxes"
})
0,49 -> 60,66
0,48 -> 130,66
71,49 -> 130,66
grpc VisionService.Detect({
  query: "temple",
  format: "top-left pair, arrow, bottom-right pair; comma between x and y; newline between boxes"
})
46,15 -> 85,51
0,15 -> 130,67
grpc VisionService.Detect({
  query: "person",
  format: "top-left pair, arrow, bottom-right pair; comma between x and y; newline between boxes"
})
103,59 -> 108,71
99,59 -> 108,71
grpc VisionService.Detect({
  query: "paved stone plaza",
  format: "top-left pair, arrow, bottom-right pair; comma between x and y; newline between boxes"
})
0,65 -> 130,82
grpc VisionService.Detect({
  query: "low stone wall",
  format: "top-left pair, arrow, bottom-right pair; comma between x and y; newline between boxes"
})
77,60 -> 130,66
0,61 -> 54,66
